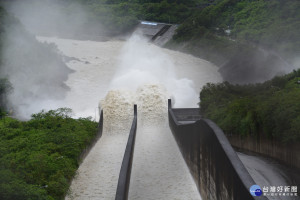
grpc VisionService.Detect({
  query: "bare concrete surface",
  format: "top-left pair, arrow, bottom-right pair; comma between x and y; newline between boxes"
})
238,152 -> 300,200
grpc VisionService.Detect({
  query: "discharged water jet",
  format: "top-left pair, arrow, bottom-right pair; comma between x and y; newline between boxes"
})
100,90 -> 134,134
136,84 -> 168,126
108,34 -> 207,108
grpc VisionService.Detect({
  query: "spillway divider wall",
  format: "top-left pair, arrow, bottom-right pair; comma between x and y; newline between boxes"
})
115,105 -> 137,200
78,110 -> 104,163
168,99 -> 266,200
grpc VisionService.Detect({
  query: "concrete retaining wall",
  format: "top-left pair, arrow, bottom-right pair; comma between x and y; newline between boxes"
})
78,110 -> 103,163
227,134 -> 300,170
115,105 -> 137,200
168,101 -> 265,200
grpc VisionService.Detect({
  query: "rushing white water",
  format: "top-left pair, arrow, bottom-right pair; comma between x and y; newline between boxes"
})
136,84 -> 168,126
129,124 -> 200,199
101,90 -> 135,134
65,133 -> 129,200
37,36 -> 124,120
37,35 -> 221,120
37,35 -> 222,199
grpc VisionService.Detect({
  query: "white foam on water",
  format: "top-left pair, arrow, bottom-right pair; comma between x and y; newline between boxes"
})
128,85 -> 201,199
136,84 -> 168,126
37,35 -> 222,200
129,124 -> 201,200
101,90 -> 134,134
37,36 -> 124,121
65,133 -> 129,200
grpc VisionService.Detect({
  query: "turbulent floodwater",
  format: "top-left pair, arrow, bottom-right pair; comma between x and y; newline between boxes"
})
37,35 -> 221,120
38,35 -> 222,199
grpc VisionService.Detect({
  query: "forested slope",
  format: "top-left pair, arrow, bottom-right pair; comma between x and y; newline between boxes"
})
174,0 -> 300,59
0,109 -> 98,200
168,0 -> 300,84
200,69 -> 300,143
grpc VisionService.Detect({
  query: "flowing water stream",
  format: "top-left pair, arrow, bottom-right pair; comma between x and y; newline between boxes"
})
37,35 -> 222,199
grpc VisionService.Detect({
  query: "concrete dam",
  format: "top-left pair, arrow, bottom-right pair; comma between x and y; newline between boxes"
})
69,99 -> 297,200
69,99 -> 266,200
36,22 -> 298,200
134,21 -> 177,46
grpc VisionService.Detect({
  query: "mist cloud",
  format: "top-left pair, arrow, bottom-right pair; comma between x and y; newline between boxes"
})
109,33 -> 199,108
5,0 -> 104,39
0,1 -> 79,119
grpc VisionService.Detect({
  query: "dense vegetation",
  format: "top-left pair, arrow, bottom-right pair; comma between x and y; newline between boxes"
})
200,69 -> 300,143
171,0 -> 300,62
165,0 -> 300,84
0,78 -> 12,116
0,108 -> 98,200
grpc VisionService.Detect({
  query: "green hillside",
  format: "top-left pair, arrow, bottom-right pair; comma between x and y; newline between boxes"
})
172,0 -> 300,62
0,109 -> 98,200
200,69 -> 300,143
163,0 -> 300,84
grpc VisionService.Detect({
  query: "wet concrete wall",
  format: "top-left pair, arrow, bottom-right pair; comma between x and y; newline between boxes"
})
227,134 -> 300,170
168,103 -> 265,200
78,110 -> 103,163
115,105 -> 137,200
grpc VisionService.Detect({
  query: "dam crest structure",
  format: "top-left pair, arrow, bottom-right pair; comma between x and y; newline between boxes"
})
68,99 -> 264,200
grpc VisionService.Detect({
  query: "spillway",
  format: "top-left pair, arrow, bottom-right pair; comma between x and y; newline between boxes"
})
37,35 -> 222,199
129,122 -> 200,199
65,133 -> 129,199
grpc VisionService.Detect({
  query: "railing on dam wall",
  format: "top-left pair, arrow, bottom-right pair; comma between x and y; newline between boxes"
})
115,105 -> 137,200
168,99 -> 266,200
